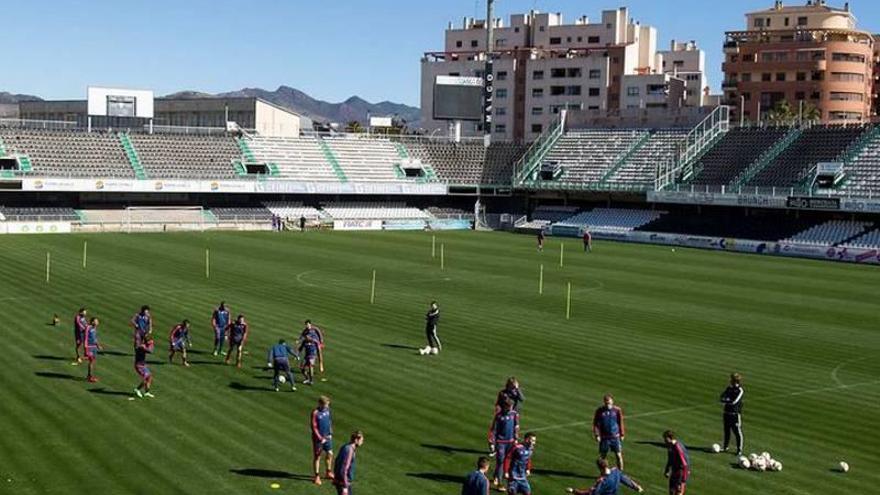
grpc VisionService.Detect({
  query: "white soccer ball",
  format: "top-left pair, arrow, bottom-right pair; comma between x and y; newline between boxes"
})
430,347 -> 439,355
711,443 -> 722,453
770,461 -> 782,472
753,458 -> 767,471
418,347 -> 429,355
749,453 -> 759,463
761,452 -> 772,461
278,375 -> 286,384
738,457 -> 751,470
839,461 -> 850,473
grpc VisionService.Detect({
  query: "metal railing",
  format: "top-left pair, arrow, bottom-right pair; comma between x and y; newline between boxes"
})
662,183 -> 880,199
512,113 -> 566,184
0,118 -> 78,130
655,106 -> 730,190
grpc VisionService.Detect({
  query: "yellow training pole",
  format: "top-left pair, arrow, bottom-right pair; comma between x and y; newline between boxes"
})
432,235 -> 436,259
82,241 -> 88,269
205,249 -> 210,279
566,282 -> 572,320
559,242 -> 565,268
370,269 -> 377,304
46,252 -> 51,284
539,264 -> 544,295
440,244 -> 445,270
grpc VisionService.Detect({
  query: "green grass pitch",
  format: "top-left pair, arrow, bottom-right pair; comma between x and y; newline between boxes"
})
0,230 -> 877,494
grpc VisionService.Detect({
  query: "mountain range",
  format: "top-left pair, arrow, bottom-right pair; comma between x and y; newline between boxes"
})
0,92 -> 43,104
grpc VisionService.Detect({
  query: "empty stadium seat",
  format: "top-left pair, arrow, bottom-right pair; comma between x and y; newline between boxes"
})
783,220 -> 872,246
842,228 -> 880,249
556,208 -> 664,232
128,133 -> 241,179
401,139 -> 525,185
264,201 -> 324,220
691,127 -> 791,186
605,129 -> 689,187
0,128 -> 134,178
321,202 -> 430,220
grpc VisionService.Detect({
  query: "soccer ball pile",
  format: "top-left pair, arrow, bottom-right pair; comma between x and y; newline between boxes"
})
418,347 -> 439,356
738,452 -> 782,472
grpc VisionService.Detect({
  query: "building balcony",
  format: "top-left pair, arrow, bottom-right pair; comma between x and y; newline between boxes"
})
722,80 -> 739,89
723,41 -> 740,54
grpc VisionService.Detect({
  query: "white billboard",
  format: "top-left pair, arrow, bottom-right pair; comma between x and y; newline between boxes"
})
87,87 -> 154,118
369,116 -> 393,128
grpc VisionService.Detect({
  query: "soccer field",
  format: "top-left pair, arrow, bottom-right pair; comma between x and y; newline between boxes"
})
0,230 -> 877,494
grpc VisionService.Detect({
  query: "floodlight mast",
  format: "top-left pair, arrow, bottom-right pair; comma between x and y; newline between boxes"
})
483,0 -> 495,147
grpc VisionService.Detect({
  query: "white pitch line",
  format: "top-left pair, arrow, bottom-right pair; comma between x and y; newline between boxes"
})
830,356 -> 874,388
531,379 -> 880,433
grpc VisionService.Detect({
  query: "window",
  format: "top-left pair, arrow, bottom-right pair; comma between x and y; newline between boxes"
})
810,91 -> 821,100
449,72 -> 460,77
495,124 -> 507,134
496,38 -> 507,47
551,68 -> 566,78
627,87 -> 640,96
567,37 -> 572,43
797,16 -> 808,26
471,40 -> 478,48
550,86 -> 565,96
831,72 -> 865,82
567,68 -> 582,78
514,27 -> 520,33
741,73 -> 752,82
830,92 -> 864,101
588,36 -> 600,44
811,71 -> 824,81
686,74 -> 700,81
531,124 -> 543,133
495,107 -> 507,116
456,41 -> 463,48
589,69 -> 601,79
742,54 -> 755,63
566,86 -> 582,96
549,37 -> 562,45
531,107 -> 543,116
754,18 -> 764,28
829,112 -> 862,121
795,91 -> 806,100
577,36 -> 583,42
742,92 -> 751,101
673,60 -> 685,68
497,71 -> 508,81
588,87 -> 601,97
532,88 -> 544,98
762,73 -> 772,82
533,70 -> 545,80
784,17 -> 790,27
832,53 -> 866,63
775,72 -> 786,82
496,88 -> 508,99
539,26 -> 545,32
611,57 -> 620,64
796,72 -> 806,81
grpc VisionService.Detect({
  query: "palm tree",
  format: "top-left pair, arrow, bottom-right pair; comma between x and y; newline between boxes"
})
345,121 -> 364,133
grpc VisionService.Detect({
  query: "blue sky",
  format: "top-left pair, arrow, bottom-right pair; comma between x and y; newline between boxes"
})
3,0 -> 879,107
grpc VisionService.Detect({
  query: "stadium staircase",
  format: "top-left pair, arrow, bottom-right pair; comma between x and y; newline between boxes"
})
317,139 -> 348,182
680,131 -> 729,183
513,117 -> 565,184
824,126 -> 880,192
118,133 -> 148,180
732,127 -> 802,189
392,142 -> 438,183
655,105 -> 730,190
0,136 -> 34,177
598,132 -> 653,187
236,138 -> 280,177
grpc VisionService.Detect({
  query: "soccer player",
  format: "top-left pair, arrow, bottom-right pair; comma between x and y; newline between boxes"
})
488,399 -> 519,489
168,320 -> 192,367
299,334 -> 320,385
333,431 -> 364,495
720,372 -> 745,456
592,394 -> 626,470
663,430 -> 690,495
130,305 -> 153,339
83,317 -> 102,383
566,458 -> 644,495
73,307 -> 88,364
583,229 -> 592,253
420,301 -> 441,355
504,432 -> 536,495
211,302 -> 231,356
495,377 -> 525,413
462,457 -> 491,495
301,320 -> 325,376
224,314 -> 249,368
310,396 -> 334,485
267,339 -> 297,392
134,326 -> 156,398
537,231 -> 545,252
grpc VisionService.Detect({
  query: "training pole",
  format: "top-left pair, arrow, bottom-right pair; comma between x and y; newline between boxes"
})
440,244 -> 445,270
82,241 -> 88,269
46,252 -> 51,284
560,242 -> 565,268
566,281 -> 572,320
539,264 -> 544,295
432,235 -> 436,259
205,249 -> 210,279
370,269 -> 376,304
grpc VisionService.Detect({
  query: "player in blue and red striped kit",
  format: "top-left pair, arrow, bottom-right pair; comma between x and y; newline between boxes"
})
495,377 -> 525,413
130,305 -> 153,338
503,432 -> 536,495
593,394 -> 626,470
224,314 -> 249,368
134,325 -> 155,398
211,302 -> 231,356
310,396 -> 334,485
333,431 -> 364,495
301,320 -> 326,377
168,320 -> 192,367
73,307 -> 88,364
567,458 -> 644,495
461,457 -> 491,495
299,334 -> 320,385
83,317 -> 102,383
663,430 -> 690,495
488,398 -> 519,490
267,339 -> 297,392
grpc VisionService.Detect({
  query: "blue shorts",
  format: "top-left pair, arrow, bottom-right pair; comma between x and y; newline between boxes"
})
171,340 -> 186,351
273,360 -> 291,373
600,438 -> 622,455
313,437 -> 333,457
507,479 -> 531,495
303,355 -> 317,367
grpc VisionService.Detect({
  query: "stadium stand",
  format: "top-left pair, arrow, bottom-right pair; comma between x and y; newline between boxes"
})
637,210 -> 818,241
557,208 -> 664,232
246,137 -> 341,181
210,206 -> 273,222
747,125 -> 867,188
839,129 -> 880,195
321,202 -> 430,220
604,129 -> 688,187
0,128 -> 133,177
843,228 -> 880,249
128,133 -> 241,179
782,220 -> 873,246
0,206 -> 79,221
324,136 -> 404,182
401,140 -> 525,184
532,205 -> 580,222
263,201 -> 324,220
426,206 -> 474,219
78,208 -> 209,226
540,129 -> 648,185
690,127 -> 791,186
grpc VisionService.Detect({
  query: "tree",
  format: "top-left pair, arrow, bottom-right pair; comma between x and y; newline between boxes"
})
345,121 -> 364,133
765,99 -> 796,125
801,102 -> 821,123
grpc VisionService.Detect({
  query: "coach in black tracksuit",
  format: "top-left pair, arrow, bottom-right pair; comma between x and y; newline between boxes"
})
720,373 -> 745,455
425,302 -> 441,352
